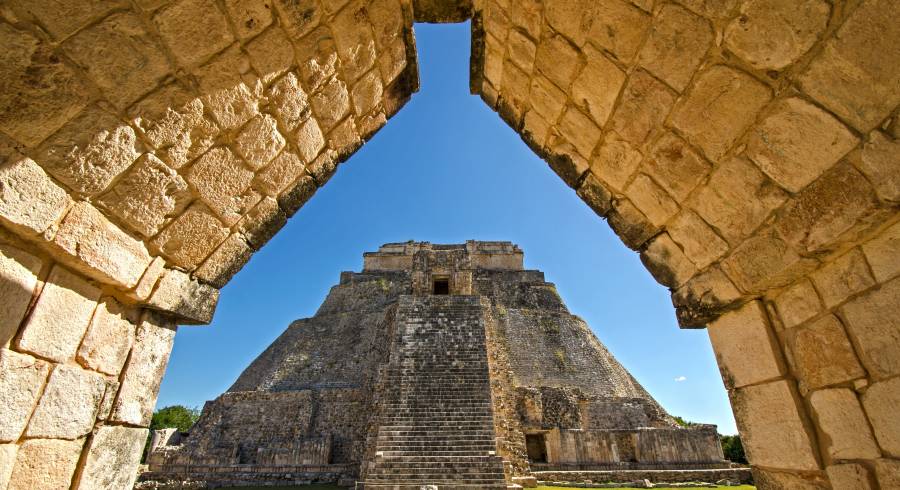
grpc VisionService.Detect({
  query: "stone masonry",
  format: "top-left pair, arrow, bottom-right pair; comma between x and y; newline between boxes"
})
0,0 -> 897,488
145,242 -> 727,488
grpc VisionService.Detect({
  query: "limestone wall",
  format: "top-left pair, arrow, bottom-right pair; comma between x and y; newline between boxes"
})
545,427 -> 722,467
0,235 -> 176,489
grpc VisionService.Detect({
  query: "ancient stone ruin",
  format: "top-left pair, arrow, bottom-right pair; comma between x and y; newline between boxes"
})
145,241 -> 744,487
0,0 -> 897,488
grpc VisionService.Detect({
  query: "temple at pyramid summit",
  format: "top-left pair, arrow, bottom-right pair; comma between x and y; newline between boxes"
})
144,241 -> 749,488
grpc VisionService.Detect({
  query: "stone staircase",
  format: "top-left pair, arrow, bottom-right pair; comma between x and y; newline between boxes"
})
359,295 -> 508,489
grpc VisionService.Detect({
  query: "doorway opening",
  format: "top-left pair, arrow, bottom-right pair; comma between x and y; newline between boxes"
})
525,433 -> 547,463
433,277 -> 450,295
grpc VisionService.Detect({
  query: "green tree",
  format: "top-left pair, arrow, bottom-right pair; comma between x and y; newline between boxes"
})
720,434 -> 747,464
143,405 -> 201,462
672,415 -> 699,427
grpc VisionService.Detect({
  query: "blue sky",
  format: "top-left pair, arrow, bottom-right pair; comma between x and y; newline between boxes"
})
156,22 -> 737,434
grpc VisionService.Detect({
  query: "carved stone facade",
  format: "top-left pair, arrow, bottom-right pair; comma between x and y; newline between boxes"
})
0,0 -> 897,488
145,242 -> 729,487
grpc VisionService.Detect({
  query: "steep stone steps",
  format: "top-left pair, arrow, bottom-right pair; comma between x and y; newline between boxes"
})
359,295 -> 507,489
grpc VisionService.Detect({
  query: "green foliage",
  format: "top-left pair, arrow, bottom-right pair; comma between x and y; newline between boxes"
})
553,349 -> 567,370
376,278 -> 389,292
150,405 -> 200,432
672,415 -> 700,428
721,434 -> 747,464
143,405 -> 201,462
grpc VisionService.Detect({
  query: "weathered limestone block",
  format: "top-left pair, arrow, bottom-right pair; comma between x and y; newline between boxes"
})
195,48 -> 261,131
327,118 -> 362,160
51,202 -> 153,289
731,379 -> 821,471
522,110 -> 551,149
63,12 -> 172,109
77,298 -> 136,376
352,71 -> 385,117
75,425 -> 148,490
557,108 -> 602,159
224,0 -> 274,40
98,153 -> 191,238
153,0 -> 234,67
842,277 -> 900,379
826,463 -> 875,490
295,118 -> 326,163
862,220 -> 900,283
799,0 -> 900,131
274,0 -> 321,40
294,26 -> 339,92
5,0 -> 125,40
776,163 -> 886,254
16,266 -> 100,363
534,34 -> 581,90
268,72 -> 312,132
672,266 -> 742,328
0,24 -> 89,146
111,312 -> 177,426
874,458 -> 900,488
32,133 -> 120,207
644,132 -> 711,201
7,438 -> 84,490
724,0 -> 829,71
25,365 -> 106,439
506,30 -> 536,72
746,97 -> 858,193
543,0 -> 590,47
671,66 -> 772,160
235,115 -> 286,170
667,210 -> 728,270
311,78 -> 351,131
332,1 -> 378,82
810,249 -> 875,308
572,46 -> 625,127
0,244 -> 42,346
774,279 -> 823,329
97,378 -> 120,422
590,133 -> 643,192
707,301 -> 785,389
195,233 -> 252,288
861,376 -> 900,457
0,349 -> 50,442
237,197 -> 286,250
638,4 -> 713,92
624,174 -> 679,227
147,269 -> 219,325
151,204 -> 230,270
690,156 -> 786,246
246,27 -> 295,85
576,172 -> 612,217
721,228 -> 817,293
129,83 -> 219,169
640,233 -> 697,289
499,60 -> 531,124
254,150 -> 307,196
750,467 -> 829,489
853,131 -> 900,203
129,256 -> 166,303
607,70 -> 676,151
187,147 -> 256,225
785,315 -> 865,390
588,0 -> 650,63
306,149 -> 339,185
0,443 -> 15,489
277,174 -> 318,217
809,388 -> 881,461
607,199 -> 657,250
0,158 -> 71,237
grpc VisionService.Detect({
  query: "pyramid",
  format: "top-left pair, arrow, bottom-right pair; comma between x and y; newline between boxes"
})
145,241 -> 725,488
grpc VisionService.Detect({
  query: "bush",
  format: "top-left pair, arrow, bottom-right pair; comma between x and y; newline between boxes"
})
720,434 -> 747,464
143,405 -> 201,462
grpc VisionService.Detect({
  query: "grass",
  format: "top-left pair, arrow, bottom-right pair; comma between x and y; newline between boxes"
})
227,485 -> 756,490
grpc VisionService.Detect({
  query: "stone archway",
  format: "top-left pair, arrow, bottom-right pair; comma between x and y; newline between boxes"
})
0,0 -> 897,488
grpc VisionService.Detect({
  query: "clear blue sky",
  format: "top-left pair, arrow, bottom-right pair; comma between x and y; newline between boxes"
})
156,22 -> 737,435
